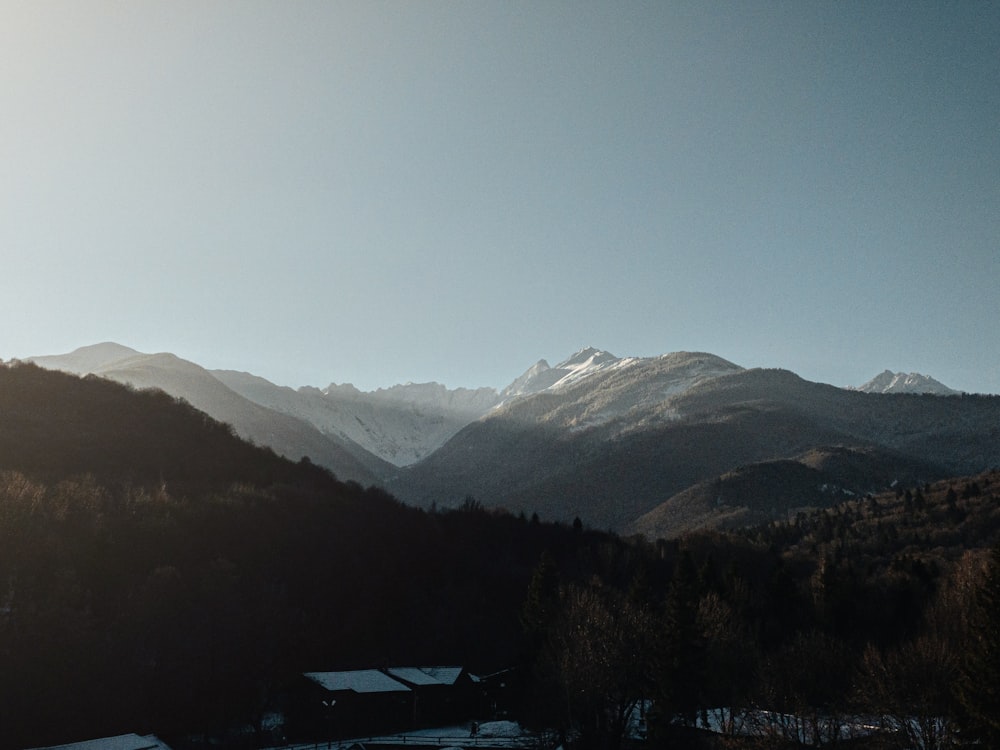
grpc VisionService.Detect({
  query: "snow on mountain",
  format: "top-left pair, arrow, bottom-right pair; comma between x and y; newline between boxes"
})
492,350 -> 744,433
215,371 -> 499,467
499,347 -> 630,401
855,370 -> 959,395
361,381 -> 500,414
221,346 -> 727,466
29,343 -> 745,467
549,347 -> 632,388
499,359 -> 558,400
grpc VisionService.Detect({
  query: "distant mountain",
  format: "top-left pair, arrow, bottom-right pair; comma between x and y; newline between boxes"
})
394,359 -> 1000,534
29,344 -> 390,485
627,446 -> 948,539
29,341 -> 141,373
213,370 -> 499,467
855,369 -> 960,395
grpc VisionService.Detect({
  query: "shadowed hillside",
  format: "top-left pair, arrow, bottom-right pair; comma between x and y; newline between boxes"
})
629,446 -> 948,539
396,367 -> 1000,532
0,361 -> 329,489
0,360 -> 627,748
29,346 -> 392,484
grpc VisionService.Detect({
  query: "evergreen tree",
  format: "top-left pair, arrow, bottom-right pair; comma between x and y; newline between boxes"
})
518,552 -> 561,728
653,550 -> 703,730
521,552 -> 560,641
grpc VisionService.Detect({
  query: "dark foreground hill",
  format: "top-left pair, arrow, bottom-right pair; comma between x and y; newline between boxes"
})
29,344 -> 393,485
0,361 -> 326,489
0,361 -> 627,748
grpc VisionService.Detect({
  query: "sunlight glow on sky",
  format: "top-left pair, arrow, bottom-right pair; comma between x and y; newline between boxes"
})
2,1 -> 998,392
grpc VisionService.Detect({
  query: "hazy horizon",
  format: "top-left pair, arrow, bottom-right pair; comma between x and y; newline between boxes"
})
17,339 -> 988,396
3,2 -> 998,394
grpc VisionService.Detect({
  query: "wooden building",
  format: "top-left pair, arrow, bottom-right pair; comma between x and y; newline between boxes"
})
286,665 -> 482,742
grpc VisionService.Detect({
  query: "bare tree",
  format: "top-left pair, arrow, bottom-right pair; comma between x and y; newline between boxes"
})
546,582 -> 657,750
860,635 -> 959,749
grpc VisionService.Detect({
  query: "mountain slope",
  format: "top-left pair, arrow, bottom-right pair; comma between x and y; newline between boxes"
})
628,446 -> 950,539
29,341 -> 141,373
395,363 -> 1000,533
0,360 -> 337,488
213,370 -> 498,467
498,347 -> 628,400
493,350 -> 743,431
29,344 -> 390,484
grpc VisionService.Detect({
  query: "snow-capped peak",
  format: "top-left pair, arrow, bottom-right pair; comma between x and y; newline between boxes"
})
548,348 -> 625,389
555,347 -> 619,370
499,360 -> 552,400
498,348 -> 630,402
854,370 -> 959,395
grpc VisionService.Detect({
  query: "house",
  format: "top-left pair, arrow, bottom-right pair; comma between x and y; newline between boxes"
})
384,666 -> 476,727
286,665 -> 486,742
24,734 -> 172,750
287,669 -> 413,741
472,667 -> 518,719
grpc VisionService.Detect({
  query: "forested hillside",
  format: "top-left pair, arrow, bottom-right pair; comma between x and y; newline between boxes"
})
0,361 -> 322,488
0,362 -> 628,747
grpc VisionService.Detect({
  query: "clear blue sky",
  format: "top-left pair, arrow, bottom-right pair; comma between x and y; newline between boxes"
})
2,1 -> 998,393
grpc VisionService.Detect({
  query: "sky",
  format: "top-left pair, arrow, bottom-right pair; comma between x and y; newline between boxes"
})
2,1 -> 998,393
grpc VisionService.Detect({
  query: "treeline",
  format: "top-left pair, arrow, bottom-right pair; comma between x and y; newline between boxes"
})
0,467 -> 643,748
521,473 -> 1000,749
6,468 -> 998,749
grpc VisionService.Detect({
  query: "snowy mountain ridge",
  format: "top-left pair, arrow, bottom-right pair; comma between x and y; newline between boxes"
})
215,370 -> 498,467
491,350 -> 744,433
498,347 -> 633,401
26,342 -> 966,477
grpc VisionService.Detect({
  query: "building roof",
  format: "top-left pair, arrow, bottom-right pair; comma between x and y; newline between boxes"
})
386,667 -> 443,686
305,670 -> 411,694
419,666 -> 465,685
25,734 -> 172,750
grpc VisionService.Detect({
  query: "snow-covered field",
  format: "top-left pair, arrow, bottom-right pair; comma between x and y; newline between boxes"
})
268,721 -> 544,750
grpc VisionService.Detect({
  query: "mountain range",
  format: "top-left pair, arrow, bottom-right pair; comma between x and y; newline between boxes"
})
25,342 -> 998,536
